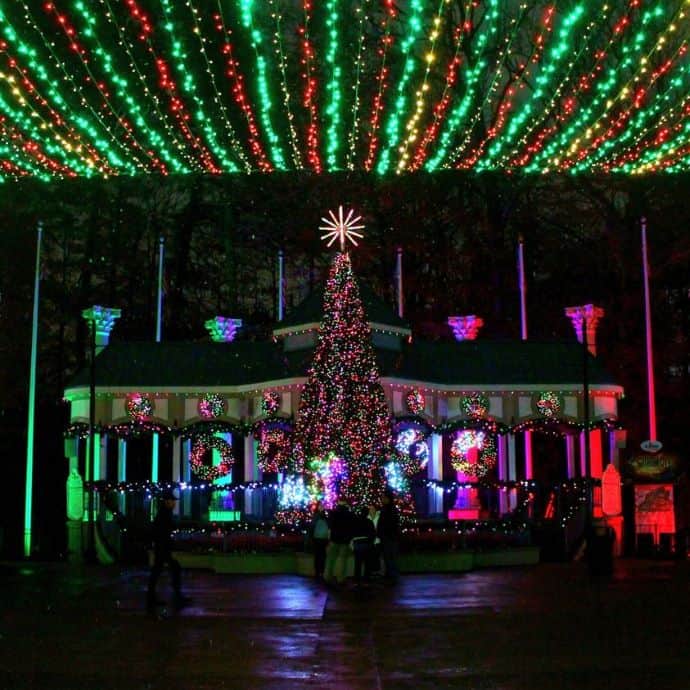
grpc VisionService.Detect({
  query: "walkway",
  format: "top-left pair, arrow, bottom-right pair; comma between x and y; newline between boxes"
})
2,560 -> 690,689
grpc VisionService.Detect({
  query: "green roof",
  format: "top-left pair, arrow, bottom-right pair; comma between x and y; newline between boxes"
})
277,283 -> 409,331
66,339 -> 618,390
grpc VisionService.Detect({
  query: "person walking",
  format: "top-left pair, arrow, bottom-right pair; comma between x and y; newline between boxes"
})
324,496 -> 354,586
309,500 -> 330,580
377,490 -> 400,582
367,504 -> 381,576
147,489 -> 191,611
351,507 -> 376,586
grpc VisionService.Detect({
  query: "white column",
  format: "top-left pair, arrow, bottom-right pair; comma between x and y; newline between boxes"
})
99,434 -> 108,482
172,437 -> 181,515
244,434 -> 259,516
428,433 -> 444,514
524,430 -> 533,479
117,439 -> 127,512
579,431 -> 587,477
609,430 -> 619,469
566,435 -> 576,479
507,433 -> 517,510
498,435 -> 508,514
172,437 -> 181,483
182,439 -> 191,517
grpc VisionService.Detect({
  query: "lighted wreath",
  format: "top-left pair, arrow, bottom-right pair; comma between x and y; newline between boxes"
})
450,430 -> 497,478
261,390 -> 281,417
190,434 -> 234,481
536,391 -> 563,418
198,393 -> 227,420
395,427 -> 429,475
462,393 -> 489,419
126,394 -> 154,421
257,426 -> 292,473
405,389 -> 425,415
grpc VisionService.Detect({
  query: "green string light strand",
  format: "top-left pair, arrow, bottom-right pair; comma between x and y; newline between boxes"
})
238,0 -> 287,170
157,0 -> 240,172
74,0 -> 191,174
523,3 -> 668,173
266,0 -> 303,169
376,0 -> 425,175
185,0 -> 253,172
345,0 -> 372,171
425,0 -> 501,172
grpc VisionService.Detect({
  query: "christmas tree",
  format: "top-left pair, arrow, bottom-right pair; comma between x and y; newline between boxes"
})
277,208 -> 419,523
293,251 -> 392,510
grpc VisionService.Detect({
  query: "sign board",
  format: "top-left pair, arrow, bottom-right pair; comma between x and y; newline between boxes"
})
627,452 -> 680,482
601,464 -> 622,516
641,440 -> 663,453
634,484 -> 675,544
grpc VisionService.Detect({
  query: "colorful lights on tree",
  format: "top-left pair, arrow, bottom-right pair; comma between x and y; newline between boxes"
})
308,452 -> 346,509
257,425 -> 292,474
198,393 -> 227,420
190,434 -> 234,481
289,248 -> 395,512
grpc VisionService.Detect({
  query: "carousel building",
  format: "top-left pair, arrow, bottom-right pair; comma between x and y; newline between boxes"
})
63,288 -> 625,548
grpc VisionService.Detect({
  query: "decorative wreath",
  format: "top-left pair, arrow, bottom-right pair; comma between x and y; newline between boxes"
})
198,393 -> 227,420
536,391 -> 563,418
395,427 -> 429,475
261,391 -> 281,417
190,434 -> 234,481
126,394 -> 154,421
257,426 -> 292,473
405,389 -> 425,415
462,393 -> 489,419
450,430 -> 497,478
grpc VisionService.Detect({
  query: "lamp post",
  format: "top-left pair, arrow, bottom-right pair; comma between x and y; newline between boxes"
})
85,316 -> 97,562
81,306 -> 121,562
23,221 -> 43,558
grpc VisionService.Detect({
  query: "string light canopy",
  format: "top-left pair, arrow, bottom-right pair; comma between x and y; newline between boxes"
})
0,1 -> 688,181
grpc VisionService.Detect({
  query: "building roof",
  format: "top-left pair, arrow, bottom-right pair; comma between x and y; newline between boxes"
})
276,282 -> 410,332
65,338 -> 618,392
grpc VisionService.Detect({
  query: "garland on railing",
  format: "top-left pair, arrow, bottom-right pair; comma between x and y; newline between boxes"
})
66,416 -> 621,439
85,477 -> 598,495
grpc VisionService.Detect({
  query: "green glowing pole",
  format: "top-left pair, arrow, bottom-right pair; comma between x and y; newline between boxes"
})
85,316 -> 97,562
152,236 -> 164,484
23,221 -> 42,558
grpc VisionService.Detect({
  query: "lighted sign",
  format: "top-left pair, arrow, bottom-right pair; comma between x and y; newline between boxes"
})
627,452 -> 679,481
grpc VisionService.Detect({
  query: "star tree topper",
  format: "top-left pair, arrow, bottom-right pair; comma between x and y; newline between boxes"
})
319,206 -> 365,251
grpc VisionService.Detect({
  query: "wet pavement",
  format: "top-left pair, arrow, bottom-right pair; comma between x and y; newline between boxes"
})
2,559 -> 690,689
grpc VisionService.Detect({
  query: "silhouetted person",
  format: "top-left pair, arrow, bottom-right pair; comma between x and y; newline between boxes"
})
351,507 -> 376,585
147,490 -> 190,610
325,497 -> 354,585
377,490 -> 400,581
309,500 -> 330,580
367,504 -> 381,575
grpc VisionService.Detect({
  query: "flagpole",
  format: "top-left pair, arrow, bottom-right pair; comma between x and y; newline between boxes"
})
396,247 -> 403,318
24,221 -> 43,558
518,235 -> 528,340
152,236 -> 164,484
641,217 -> 657,442
156,236 -> 164,342
278,249 -> 284,322
517,235 -> 532,479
